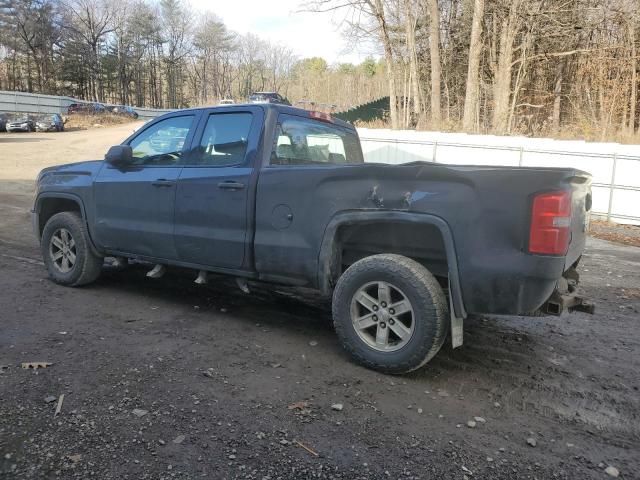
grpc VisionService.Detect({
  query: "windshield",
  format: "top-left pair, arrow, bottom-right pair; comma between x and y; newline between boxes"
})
9,114 -> 29,122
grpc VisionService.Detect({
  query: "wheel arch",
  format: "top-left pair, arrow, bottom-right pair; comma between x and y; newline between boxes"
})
317,210 -> 467,319
34,193 -> 100,255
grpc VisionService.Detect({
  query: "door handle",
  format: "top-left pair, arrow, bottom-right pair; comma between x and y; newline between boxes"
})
152,179 -> 174,187
218,181 -> 245,190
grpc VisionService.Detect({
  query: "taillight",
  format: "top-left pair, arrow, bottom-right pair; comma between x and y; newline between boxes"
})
529,191 -> 572,255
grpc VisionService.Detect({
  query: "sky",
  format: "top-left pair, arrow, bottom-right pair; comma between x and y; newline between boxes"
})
190,0 -> 378,64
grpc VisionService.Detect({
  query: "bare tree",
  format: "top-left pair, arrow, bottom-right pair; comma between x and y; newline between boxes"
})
489,0 -> 524,133
628,15 -> 637,134
62,0 -> 115,101
426,0 -> 442,126
160,0 -> 192,108
462,0 -> 484,131
404,0 -> 425,123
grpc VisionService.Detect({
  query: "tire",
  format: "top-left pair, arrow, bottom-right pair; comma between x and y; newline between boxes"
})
332,254 -> 448,374
41,211 -> 103,287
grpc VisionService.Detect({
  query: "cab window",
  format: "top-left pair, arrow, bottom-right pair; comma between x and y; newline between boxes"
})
128,115 -> 194,166
271,115 -> 363,166
187,112 -> 253,166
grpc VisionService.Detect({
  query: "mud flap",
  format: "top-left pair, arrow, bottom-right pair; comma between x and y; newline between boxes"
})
449,280 -> 464,348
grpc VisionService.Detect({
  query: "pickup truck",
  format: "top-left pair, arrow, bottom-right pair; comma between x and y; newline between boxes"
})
32,104 -> 594,373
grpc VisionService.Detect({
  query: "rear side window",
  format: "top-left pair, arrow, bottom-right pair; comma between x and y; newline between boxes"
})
271,116 -> 363,166
187,112 -> 253,167
128,115 -> 194,166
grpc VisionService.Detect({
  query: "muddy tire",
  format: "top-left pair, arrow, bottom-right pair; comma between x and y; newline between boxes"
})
332,254 -> 448,374
41,211 -> 103,287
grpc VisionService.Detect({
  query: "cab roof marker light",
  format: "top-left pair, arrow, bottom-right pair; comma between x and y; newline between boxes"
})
309,111 -> 334,123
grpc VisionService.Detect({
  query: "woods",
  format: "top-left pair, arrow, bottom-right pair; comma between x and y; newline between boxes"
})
309,0 -> 640,139
0,0 -> 387,110
1,0 -> 640,140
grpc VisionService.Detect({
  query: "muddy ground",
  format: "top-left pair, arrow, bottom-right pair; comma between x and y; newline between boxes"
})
0,126 -> 639,480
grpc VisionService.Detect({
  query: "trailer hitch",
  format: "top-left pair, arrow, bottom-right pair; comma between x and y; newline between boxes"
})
543,290 -> 595,316
541,266 -> 595,316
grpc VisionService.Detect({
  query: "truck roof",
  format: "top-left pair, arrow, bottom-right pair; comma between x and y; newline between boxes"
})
174,103 -> 356,131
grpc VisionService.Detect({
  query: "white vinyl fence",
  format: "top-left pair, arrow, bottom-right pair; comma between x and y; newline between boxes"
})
357,128 -> 640,225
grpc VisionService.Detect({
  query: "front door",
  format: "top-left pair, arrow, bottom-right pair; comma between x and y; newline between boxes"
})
174,108 -> 263,268
93,114 -> 197,259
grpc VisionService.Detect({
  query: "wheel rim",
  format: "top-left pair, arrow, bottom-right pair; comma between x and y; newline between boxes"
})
350,281 -> 415,352
49,228 -> 77,273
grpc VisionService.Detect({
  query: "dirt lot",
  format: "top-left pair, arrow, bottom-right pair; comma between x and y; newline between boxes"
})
0,125 -> 639,479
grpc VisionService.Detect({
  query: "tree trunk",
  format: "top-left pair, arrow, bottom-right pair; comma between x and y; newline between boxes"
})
372,0 -> 398,129
427,0 -> 442,127
552,59 -> 566,133
462,0 -> 484,131
492,0 -> 522,134
629,21 -> 637,135
404,0 -> 424,123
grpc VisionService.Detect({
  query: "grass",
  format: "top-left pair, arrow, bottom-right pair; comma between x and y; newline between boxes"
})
64,113 -> 138,131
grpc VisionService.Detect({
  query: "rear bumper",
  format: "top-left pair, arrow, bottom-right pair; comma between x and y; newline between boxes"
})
462,253 -> 594,316
462,253 -> 565,315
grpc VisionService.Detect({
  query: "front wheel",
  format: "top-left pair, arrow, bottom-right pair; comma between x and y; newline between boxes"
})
332,254 -> 448,374
41,212 -> 103,286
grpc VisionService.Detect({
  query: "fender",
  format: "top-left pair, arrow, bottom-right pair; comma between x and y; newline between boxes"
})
33,192 -> 102,256
317,210 -> 467,321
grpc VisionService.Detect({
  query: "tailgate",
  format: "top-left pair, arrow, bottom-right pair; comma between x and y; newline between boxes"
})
565,172 -> 592,270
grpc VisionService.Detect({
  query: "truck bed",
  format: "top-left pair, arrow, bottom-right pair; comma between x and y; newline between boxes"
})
254,161 -> 592,315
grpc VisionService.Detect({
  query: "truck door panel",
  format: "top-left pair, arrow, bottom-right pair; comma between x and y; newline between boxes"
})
174,108 -> 263,268
93,114 -> 197,259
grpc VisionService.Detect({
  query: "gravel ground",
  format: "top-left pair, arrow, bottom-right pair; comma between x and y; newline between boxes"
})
1,126 -> 639,479
590,221 -> 640,248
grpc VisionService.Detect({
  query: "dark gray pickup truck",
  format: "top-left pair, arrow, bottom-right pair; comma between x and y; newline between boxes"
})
32,104 -> 594,373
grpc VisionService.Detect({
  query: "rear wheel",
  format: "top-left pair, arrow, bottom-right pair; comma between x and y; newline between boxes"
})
332,254 -> 448,374
41,212 -> 103,286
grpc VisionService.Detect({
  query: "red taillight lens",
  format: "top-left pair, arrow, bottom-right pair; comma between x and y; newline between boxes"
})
529,191 -> 572,255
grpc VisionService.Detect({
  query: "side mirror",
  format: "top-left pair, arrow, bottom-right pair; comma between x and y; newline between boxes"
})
105,145 -> 133,166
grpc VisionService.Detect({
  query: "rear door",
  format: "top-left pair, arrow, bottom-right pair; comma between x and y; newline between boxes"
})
173,107 -> 264,268
93,113 -> 198,259
253,113 -> 364,282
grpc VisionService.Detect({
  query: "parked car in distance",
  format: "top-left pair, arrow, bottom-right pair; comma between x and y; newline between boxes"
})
248,92 -> 291,105
218,99 -> 235,105
35,113 -> 65,132
32,104 -> 595,374
109,105 -> 139,119
67,103 -> 106,114
6,114 -> 36,132
0,113 -> 8,132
